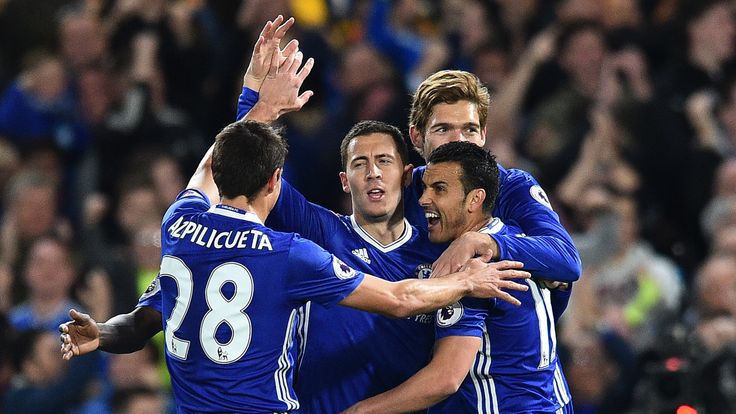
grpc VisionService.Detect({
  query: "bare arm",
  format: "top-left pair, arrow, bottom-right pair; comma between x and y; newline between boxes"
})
60,307 -> 162,359
343,336 -> 480,413
340,259 -> 530,317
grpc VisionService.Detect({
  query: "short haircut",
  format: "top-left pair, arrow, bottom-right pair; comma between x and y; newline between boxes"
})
212,120 -> 288,200
339,120 -> 408,169
409,70 -> 490,135
427,141 -> 499,215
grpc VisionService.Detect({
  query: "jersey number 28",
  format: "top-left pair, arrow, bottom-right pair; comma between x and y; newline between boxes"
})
160,255 -> 254,364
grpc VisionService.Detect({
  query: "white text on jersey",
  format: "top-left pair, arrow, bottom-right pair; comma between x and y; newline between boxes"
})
168,217 -> 273,250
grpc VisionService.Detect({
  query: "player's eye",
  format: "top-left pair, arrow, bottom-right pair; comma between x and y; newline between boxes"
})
378,158 -> 392,165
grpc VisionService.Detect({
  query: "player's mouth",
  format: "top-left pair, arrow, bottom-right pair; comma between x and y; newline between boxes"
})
367,188 -> 385,201
425,210 -> 440,230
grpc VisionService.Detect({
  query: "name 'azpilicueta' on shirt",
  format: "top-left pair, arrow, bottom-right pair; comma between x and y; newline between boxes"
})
168,216 -> 273,250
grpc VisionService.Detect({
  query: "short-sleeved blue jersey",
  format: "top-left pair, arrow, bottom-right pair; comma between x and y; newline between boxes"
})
407,165 -> 582,283
267,179 -> 447,413
138,190 -> 364,413
429,218 -> 571,413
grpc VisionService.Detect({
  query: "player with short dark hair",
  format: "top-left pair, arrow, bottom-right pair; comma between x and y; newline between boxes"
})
345,142 -> 572,413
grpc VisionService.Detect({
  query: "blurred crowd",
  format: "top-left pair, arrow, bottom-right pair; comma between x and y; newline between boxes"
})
0,0 -> 735,413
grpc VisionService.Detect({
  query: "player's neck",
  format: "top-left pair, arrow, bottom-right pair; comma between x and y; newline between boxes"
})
465,214 -> 494,234
354,210 -> 406,245
220,196 -> 269,224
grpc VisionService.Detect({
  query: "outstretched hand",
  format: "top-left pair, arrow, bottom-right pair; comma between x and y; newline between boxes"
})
59,309 -> 101,360
243,15 -> 296,91
257,44 -> 315,119
463,259 -> 530,306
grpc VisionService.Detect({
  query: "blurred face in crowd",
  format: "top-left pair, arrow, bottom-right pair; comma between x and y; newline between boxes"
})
689,2 -> 735,63
340,133 -> 411,224
59,13 -> 105,70
117,186 -> 160,237
560,28 -> 606,93
24,238 -> 75,300
696,255 -> 736,317
14,184 -> 57,240
24,332 -> 66,384
717,84 -> 736,139
22,57 -> 67,104
419,161 -> 475,243
150,156 -> 185,207
412,101 -> 486,160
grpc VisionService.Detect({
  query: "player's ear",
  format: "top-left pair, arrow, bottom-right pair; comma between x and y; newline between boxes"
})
408,126 -> 423,155
403,164 -> 414,187
339,171 -> 350,194
267,168 -> 282,193
466,188 -> 486,213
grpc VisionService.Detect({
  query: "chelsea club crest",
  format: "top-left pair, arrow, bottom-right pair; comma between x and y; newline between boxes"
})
414,264 -> 433,279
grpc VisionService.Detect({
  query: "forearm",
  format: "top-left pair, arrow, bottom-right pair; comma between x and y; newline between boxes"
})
345,335 -> 478,413
98,308 -> 161,354
187,144 -> 218,203
347,364 -> 452,413
390,274 -> 471,318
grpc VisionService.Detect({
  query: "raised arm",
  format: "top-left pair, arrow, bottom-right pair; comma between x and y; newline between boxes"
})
59,307 -> 163,359
189,40 -> 313,204
340,259 -> 530,318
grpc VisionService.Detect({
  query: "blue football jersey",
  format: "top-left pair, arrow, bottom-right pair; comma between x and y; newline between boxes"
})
407,165 -> 581,283
137,189 -> 365,413
267,179 -> 447,413
429,218 -> 571,413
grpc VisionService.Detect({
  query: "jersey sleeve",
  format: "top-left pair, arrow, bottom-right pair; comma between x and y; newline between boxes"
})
492,168 -> 582,282
550,287 -> 572,321
434,298 -> 489,340
286,235 -> 365,307
136,276 -> 162,312
266,178 -> 347,245
163,188 -> 211,223
236,86 -> 259,121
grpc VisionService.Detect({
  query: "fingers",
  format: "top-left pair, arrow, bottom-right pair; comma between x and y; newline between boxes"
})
258,20 -> 274,41
273,16 -> 295,39
296,90 -> 314,108
253,35 -> 265,54
499,280 -> 529,292
280,39 -> 299,58
287,51 -> 303,74
495,290 -> 522,306
69,308 -> 90,324
498,270 -> 531,280
296,57 -> 314,83
267,42 -> 281,77
492,260 -> 524,269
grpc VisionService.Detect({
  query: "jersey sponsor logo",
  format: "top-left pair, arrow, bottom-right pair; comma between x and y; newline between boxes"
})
530,185 -> 553,210
351,248 -> 371,264
436,302 -> 464,327
139,277 -> 160,300
414,264 -> 433,279
332,256 -> 357,280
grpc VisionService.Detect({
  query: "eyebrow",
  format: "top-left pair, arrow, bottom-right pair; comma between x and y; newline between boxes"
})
430,122 -> 480,129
